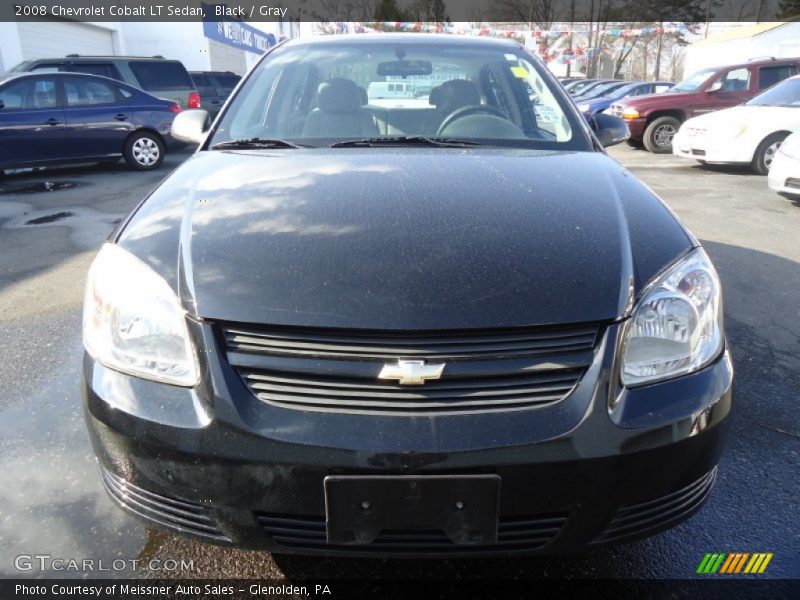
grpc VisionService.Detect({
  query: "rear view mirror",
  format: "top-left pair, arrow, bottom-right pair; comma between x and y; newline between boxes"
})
171,109 -> 209,145
592,113 -> 630,147
377,60 -> 432,78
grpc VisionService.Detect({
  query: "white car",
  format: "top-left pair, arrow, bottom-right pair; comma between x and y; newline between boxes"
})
768,131 -> 800,199
673,75 -> 800,174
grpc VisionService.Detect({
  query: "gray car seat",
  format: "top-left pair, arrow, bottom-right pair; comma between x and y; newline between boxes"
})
422,79 -> 482,134
302,79 -> 379,138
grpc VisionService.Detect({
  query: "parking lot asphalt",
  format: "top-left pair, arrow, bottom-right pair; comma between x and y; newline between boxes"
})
0,145 -> 797,581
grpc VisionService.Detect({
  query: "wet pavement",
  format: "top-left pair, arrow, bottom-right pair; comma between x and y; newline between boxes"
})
0,146 -> 797,580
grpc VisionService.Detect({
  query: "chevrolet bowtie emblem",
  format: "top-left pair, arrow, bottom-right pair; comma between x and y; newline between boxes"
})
378,359 -> 445,385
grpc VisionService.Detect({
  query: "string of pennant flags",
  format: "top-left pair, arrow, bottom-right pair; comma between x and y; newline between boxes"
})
350,22 -> 691,38
342,21 -> 692,63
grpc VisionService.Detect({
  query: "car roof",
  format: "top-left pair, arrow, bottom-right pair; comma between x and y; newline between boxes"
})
0,70 -> 142,91
25,55 -> 179,63
283,33 -> 521,49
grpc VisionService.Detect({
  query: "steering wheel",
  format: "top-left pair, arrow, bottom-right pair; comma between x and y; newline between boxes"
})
436,105 -> 507,136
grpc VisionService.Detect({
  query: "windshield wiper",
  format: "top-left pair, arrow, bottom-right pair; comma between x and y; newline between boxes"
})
211,138 -> 311,150
330,136 -> 483,148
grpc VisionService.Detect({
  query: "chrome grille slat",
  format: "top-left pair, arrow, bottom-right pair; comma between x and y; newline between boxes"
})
220,322 -> 600,414
223,324 -> 599,359
256,512 -> 567,554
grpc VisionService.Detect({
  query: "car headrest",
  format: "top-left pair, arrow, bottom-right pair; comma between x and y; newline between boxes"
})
429,80 -> 481,111
317,79 -> 362,113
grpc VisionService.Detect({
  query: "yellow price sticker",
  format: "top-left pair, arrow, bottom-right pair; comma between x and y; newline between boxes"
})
511,66 -> 528,78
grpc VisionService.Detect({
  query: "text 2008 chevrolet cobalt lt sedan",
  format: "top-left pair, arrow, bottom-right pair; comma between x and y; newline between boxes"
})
82,35 -> 732,556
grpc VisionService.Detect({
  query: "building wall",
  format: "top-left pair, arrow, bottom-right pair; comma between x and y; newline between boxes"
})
122,22 -> 211,70
685,23 -> 800,74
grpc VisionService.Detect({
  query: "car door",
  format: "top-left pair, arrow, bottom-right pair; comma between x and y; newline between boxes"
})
691,67 -> 752,117
192,73 -> 223,116
62,76 -> 133,158
0,76 -> 67,168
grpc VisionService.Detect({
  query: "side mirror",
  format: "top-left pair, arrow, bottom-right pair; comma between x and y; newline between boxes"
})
171,109 -> 209,145
707,80 -> 723,93
592,113 -> 629,147
0,100 -> 5,110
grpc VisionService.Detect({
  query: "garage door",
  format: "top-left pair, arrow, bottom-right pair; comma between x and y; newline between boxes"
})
18,22 -> 114,61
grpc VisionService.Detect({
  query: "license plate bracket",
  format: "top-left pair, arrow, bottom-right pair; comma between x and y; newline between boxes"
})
324,475 -> 500,545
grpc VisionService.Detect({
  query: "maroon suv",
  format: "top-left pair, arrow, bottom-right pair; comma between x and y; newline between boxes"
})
610,58 -> 800,153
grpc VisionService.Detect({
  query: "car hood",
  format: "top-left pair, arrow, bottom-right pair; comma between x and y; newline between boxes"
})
614,90 -> 694,108
117,148 -> 693,330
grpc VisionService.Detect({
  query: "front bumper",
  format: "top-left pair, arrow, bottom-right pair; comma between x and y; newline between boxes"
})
672,131 -> 753,164
768,150 -> 800,196
83,321 -> 733,557
622,117 -> 646,141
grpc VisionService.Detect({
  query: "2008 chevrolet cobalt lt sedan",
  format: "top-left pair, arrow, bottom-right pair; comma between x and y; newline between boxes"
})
82,34 -> 732,556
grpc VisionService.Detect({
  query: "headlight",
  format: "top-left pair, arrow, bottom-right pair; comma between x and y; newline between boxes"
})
83,243 -> 200,387
621,107 -> 640,119
620,247 -> 723,386
577,103 -> 591,113
779,133 -> 800,160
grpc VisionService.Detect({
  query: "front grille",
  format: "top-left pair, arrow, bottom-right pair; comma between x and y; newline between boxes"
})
100,467 -> 229,541
223,323 -> 599,360
221,322 -> 599,415
785,177 -> 800,189
592,468 -> 717,544
691,149 -> 706,156
239,367 -> 584,414
256,512 -> 567,554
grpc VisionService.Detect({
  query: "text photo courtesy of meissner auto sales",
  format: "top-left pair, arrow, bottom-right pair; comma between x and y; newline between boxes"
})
0,1 -> 798,599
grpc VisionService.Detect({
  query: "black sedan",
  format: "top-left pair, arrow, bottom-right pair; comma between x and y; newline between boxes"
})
82,34 -> 732,556
0,72 -> 180,173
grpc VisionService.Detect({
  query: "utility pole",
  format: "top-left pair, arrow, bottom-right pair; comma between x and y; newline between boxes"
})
567,0 -> 575,77
654,22 -> 663,80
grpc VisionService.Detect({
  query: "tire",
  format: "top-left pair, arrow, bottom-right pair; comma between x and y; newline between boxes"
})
643,116 -> 681,154
751,132 -> 788,176
123,131 -> 165,171
696,159 -> 707,166
626,138 -> 644,149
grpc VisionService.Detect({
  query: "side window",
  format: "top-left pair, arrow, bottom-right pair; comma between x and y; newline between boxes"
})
758,65 -> 797,90
11,79 -> 58,109
653,84 -> 672,93
118,87 -> 134,99
191,74 -> 217,98
719,68 -> 750,92
66,63 -> 123,81
64,78 -> 117,106
0,80 -> 27,109
30,64 -> 61,73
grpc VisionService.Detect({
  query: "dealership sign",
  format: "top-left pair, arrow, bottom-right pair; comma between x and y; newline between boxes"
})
202,14 -> 276,54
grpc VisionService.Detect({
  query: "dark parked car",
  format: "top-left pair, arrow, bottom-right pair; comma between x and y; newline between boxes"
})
576,81 -> 675,117
189,71 -> 241,119
9,55 -> 201,110
610,57 -> 800,152
0,72 -> 180,172
571,80 -> 630,102
563,78 -> 599,94
83,34 -> 731,557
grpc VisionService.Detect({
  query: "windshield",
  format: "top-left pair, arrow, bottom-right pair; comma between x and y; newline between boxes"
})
672,68 -> 717,92
606,83 -> 639,101
580,81 -> 623,98
746,77 -> 800,106
210,38 -> 588,150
